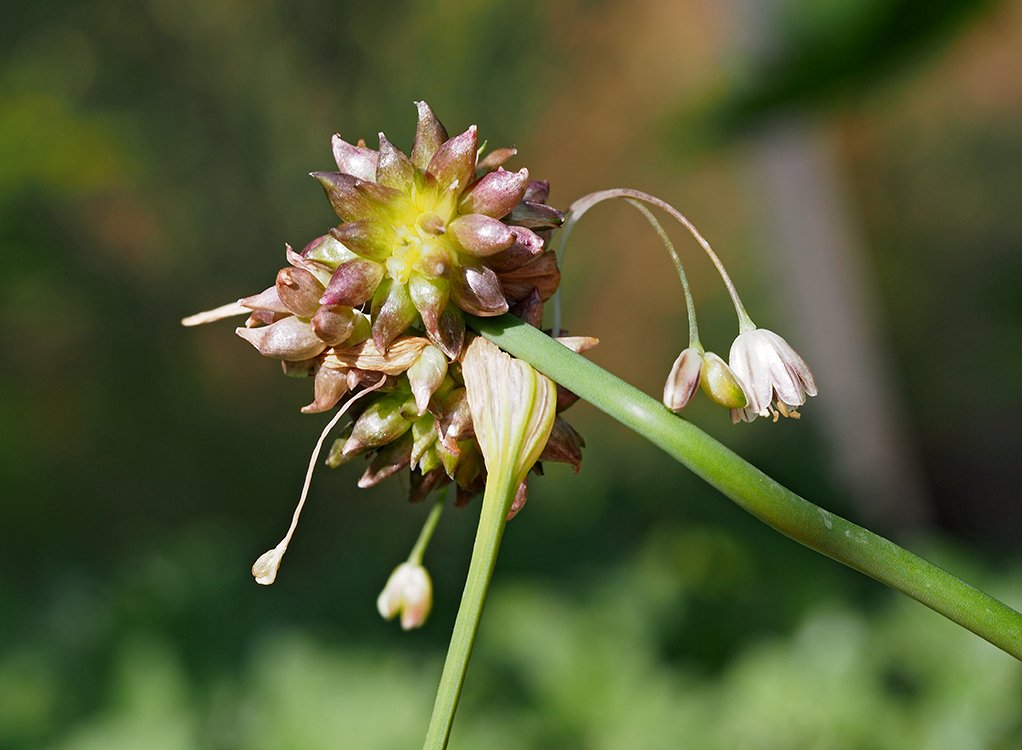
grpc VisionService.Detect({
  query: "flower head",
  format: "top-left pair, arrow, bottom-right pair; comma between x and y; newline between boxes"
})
728,328 -> 817,423
377,561 -> 433,630
313,101 -> 562,358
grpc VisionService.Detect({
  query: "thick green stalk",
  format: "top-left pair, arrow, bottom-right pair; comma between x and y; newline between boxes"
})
469,314 -> 1022,660
422,464 -> 518,749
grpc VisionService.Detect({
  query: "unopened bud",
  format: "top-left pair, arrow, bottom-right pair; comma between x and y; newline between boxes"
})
377,562 -> 433,630
408,346 -> 448,414
663,347 -> 704,412
700,352 -> 748,409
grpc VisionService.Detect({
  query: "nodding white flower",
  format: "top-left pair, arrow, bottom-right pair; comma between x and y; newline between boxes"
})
377,562 -> 433,630
728,328 -> 817,423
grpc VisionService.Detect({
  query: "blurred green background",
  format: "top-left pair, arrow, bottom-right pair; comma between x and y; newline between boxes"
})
2,0 -> 1021,747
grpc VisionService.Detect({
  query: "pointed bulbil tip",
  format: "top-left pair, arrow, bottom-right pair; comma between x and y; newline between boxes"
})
411,101 -> 449,170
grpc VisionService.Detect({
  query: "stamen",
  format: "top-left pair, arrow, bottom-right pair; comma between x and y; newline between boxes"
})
252,374 -> 388,585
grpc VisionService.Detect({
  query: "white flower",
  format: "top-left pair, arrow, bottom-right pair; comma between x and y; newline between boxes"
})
377,562 -> 433,630
728,328 -> 817,423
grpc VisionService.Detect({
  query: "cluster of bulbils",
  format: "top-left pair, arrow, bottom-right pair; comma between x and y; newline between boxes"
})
232,102 -> 582,504
186,101 -> 817,630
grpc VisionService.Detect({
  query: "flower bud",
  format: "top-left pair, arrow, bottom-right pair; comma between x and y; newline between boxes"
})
310,305 -> 357,345
426,125 -> 477,193
508,201 -> 563,229
377,562 -> 433,630
345,393 -> 415,455
275,267 -> 325,318
301,365 -> 349,414
407,345 -> 448,414
410,101 -> 449,170
235,316 -> 327,361
321,258 -> 386,307
331,134 -> 379,181
700,352 -> 748,409
458,168 -> 530,219
663,347 -> 703,412
448,214 -> 516,257
449,264 -> 509,316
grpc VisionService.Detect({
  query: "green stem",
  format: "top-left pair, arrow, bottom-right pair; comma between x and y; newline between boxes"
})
624,198 -> 702,350
469,314 -> 1022,660
422,465 -> 518,749
408,493 -> 446,565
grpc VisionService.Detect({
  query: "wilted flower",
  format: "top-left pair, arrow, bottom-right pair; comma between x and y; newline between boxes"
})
728,328 -> 817,423
377,562 -> 433,630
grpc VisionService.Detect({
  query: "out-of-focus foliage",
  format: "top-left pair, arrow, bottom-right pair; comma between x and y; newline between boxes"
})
684,0 -> 996,141
2,525 -> 1019,750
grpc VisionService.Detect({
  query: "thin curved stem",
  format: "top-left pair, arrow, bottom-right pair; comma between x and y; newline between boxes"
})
408,492 -> 446,565
549,189 -> 757,335
624,198 -> 701,350
469,314 -> 1022,660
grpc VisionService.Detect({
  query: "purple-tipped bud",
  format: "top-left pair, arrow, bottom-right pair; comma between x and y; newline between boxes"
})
359,432 -> 413,488
376,132 -> 416,191
426,125 -> 478,194
370,279 -> 418,352
407,345 -> 448,415
458,168 -> 530,218
347,393 -> 414,455
538,416 -> 585,472
449,264 -> 509,316
241,285 -> 291,315
331,135 -> 379,181
311,171 -> 370,222
301,365 -> 350,414
448,214 -> 515,257
663,347 -> 704,412
509,201 -> 564,229
408,276 -> 462,358
498,250 -> 560,303
329,220 -> 395,262
486,226 -> 545,273
310,304 -> 357,345
433,304 -> 466,359
410,101 -> 449,170
235,316 -> 327,361
523,180 -> 550,204
320,258 -> 385,307
275,267 -> 325,318
477,147 -> 517,172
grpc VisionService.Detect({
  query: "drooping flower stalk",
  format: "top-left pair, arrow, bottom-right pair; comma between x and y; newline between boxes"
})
251,375 -> 387,585
549,188 -> 755,335
622,198 -> 701,350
